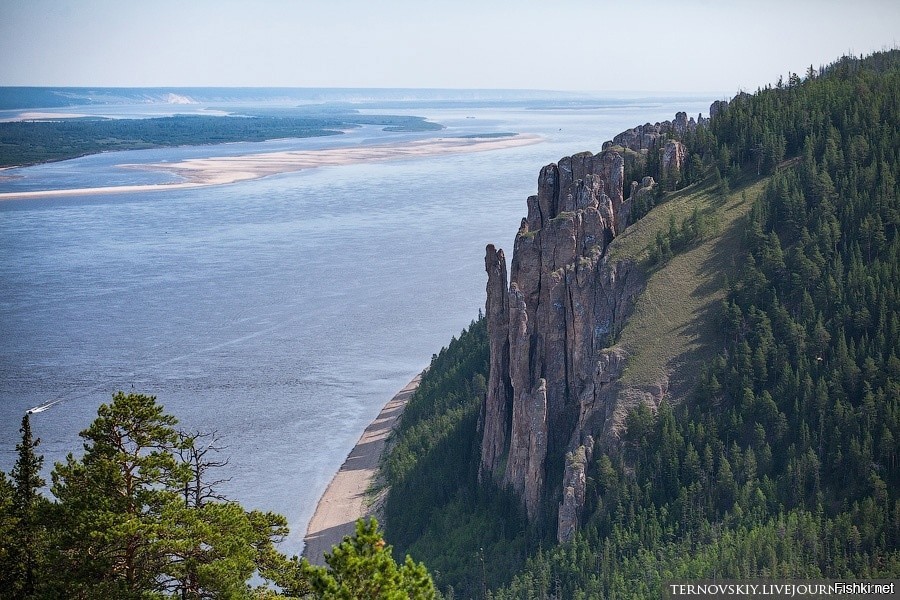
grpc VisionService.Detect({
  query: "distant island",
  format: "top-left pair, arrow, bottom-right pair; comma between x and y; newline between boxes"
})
0,111 -> 442,168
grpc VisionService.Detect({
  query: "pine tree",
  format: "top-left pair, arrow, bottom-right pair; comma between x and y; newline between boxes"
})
49,392 -> 187,599
302,518 -> 436,599
2,414 -> 49,599
45,392 -> 297,599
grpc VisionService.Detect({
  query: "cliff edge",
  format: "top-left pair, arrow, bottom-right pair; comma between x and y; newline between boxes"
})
480,111 -> 707,540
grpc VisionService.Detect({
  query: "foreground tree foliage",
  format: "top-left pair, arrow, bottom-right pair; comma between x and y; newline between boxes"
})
48,392 -> 188,597
0,393 -> 438,599
301,519 -> 436,600
0,414 -> 51,600
36,392 -> 288,599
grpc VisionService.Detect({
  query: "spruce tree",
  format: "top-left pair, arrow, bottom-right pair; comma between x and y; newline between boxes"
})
0,470 -> 19,596
4,413 -> 49,599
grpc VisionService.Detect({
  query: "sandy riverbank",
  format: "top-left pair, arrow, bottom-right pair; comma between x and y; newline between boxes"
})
302,374 -> 421,565
0,133 -> 541,201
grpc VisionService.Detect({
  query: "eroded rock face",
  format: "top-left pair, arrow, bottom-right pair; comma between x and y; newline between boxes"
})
709,99 -> 729,120
480,148 -> 641,522
601,113 -> 697,154
558,438 -> 593,544
482,112 -> 699,539
480,245 -> 511,477
661,140 -> 687,186
630,176 -> 657,209
672,111 -> 690,137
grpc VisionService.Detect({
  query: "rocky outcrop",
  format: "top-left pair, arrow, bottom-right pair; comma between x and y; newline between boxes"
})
480,147 -> 644,523
630,176 -> 657,207
709,99 -> 729,120
671,111 -> 692,137
481,245 -> 512,475
599,112 -> 694,193
601,112 -> 697,154
558,438 -> 593,544
481,110 -> 713,541
661,139 -> 687,186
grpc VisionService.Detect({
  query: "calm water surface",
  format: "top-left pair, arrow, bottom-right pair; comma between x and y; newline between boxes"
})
0,95 -> 713,555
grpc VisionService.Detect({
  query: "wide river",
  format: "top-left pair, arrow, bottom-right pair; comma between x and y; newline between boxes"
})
0,93 -> 713,555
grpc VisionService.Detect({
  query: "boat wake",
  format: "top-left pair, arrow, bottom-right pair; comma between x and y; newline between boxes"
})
27,399 -> 64,414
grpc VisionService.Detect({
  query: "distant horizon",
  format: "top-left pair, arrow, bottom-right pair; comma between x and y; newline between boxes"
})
0,86 -> 729,115
2,1 -> 897,93
0,85 -> 728,96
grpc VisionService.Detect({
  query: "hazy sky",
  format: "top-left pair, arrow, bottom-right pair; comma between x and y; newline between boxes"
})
1,0 -> 897,93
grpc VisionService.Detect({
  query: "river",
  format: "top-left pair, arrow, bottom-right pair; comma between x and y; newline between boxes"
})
0,90 -> 714,555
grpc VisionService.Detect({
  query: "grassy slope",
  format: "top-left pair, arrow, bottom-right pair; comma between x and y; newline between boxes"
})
607,175 -> 769,400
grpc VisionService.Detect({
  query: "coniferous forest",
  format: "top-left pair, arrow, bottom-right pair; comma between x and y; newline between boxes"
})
383,50 -> 900,598
1,50 -> 898,599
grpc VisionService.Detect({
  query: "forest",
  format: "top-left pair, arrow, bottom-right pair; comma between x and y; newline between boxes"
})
380,50 -> 900,598
0,111 -> 440,167
0,392 -> 437,599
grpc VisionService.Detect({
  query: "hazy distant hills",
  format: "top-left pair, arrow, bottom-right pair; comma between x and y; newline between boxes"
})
0,86 -> 717,112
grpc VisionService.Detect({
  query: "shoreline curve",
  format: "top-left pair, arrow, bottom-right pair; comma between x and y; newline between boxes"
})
0,134 -> 541,201
301,374 -> 421,565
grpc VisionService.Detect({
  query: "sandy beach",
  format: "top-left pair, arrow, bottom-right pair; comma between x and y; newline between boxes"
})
302,374 -> 421,565
0,134 -> 541,201
5,111 -> 91,121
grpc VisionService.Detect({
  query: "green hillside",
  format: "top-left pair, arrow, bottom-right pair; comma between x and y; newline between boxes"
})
382,50 -> 900,599
611,176 -> 764,396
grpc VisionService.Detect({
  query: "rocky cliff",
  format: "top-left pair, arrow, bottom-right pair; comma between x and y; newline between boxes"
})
479,149 -> 643,523
480,112 -> 698,541
601,111 -> 699,153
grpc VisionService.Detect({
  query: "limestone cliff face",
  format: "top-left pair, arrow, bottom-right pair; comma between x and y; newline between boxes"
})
479,148 -> 644,522
601,111 -> 698,154
481,110 -> 707,540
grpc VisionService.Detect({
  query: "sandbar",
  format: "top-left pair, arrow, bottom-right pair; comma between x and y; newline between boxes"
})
302,374 -> 420,565
0,134 -> 541,201
5,111 -> 91,122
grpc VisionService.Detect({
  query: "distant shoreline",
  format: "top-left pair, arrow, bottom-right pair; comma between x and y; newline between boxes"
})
302,374 -> 421,565
0,110 -> 443,168
0,134 -> 541,201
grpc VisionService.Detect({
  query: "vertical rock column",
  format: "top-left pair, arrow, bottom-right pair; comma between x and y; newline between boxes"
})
480,149 -> 629,523
480,245 -> 512,476
480,117 -> 693,536
557,437 -> 593,544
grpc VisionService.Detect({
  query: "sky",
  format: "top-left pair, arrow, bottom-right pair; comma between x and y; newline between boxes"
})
1,0 -> 898,94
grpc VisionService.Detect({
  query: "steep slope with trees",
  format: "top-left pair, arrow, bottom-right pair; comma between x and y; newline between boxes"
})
383,50 -> 900,597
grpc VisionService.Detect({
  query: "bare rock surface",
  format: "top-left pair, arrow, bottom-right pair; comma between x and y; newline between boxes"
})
480,146 -> 643,524
481,111 -> 707,540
